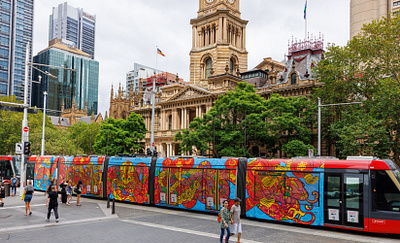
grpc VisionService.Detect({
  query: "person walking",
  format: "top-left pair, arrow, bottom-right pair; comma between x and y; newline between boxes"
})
46,185 -> 59,222
59,180 -> 67,204
11,175 -> 18,197
66,180 -> 72,205
219,199 -> 232,243
0,182 -> 5,207
75,180 -> 82,206
45,179 -> 55,196
230,198 -> 242,243
24,180 -> 34,215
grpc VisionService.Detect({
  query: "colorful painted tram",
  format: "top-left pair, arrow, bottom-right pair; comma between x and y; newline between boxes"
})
27,156 -> 400,234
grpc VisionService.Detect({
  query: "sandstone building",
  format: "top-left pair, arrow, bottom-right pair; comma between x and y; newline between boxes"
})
110,0 -> 324,157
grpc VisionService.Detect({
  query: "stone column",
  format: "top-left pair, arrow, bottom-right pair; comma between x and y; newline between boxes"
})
192,26 -> 196,47
219,17 -> 223,41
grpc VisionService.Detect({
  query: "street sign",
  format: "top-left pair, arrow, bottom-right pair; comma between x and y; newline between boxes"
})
308,149 -> 314,157
23,127 -> 29,133
15,143 -> 23,154
152,143 -> 155,147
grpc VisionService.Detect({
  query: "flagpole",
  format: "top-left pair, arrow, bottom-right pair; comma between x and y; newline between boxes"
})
150,47 -> 157,156
304,0 -> 307,40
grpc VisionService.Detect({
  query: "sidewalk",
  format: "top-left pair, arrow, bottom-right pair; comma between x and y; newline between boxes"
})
0,189 -> 113,230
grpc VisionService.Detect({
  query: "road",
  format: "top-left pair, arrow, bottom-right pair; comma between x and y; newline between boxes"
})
0,191 -> 399,242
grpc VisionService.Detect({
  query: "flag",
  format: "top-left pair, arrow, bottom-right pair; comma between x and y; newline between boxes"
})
157,48 -> 165,57
304,0 -> 307,20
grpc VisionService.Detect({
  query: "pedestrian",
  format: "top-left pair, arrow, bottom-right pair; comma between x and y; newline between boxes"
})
75,180 -> 82,206
219,199 -> 232,243
66,180 -> 72,206
46,185 -> 59,222
230,198 -> 242,243
59,180 -> 67,203
11,175 -> 18,197
45,179 -> 55,196
0,182 -> 5,207
24,180 -> 34,216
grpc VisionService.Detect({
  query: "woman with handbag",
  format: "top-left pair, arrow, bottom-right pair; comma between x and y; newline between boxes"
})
24,180 -> 34,216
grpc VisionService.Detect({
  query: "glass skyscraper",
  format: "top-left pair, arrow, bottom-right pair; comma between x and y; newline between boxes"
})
0,0 -> 34,101
49,2 -> 96,58
31,39 -> 99,116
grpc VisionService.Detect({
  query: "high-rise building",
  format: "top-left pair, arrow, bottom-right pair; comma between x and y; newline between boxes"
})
49,2 -> 96,58
0,0 -> 34,101
126,63 -> 163,93
350,0 -> 400,39
31,39 -> 99,116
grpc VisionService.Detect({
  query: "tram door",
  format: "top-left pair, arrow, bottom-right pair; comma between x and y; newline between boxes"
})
325,173 -> 364,228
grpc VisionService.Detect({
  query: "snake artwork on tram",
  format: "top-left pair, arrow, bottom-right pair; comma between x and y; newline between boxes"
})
246,159 -> 321,225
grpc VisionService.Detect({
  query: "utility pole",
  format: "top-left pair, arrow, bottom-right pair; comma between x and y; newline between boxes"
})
19,42 -> 30,195
41,91 -> 47,156
150,77 -> 156,155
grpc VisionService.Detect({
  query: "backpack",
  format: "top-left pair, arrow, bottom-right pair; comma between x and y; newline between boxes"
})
217,213 -> 221,223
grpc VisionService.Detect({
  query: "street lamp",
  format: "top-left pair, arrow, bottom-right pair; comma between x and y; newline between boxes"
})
317,97 -> 362,156
41,90 -> 47,156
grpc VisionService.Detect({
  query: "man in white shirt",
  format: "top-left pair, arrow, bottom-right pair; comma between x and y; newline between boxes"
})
230,197 -> 242,243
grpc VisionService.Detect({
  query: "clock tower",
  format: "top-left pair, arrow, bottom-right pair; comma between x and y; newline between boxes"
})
190,0 -> 248,87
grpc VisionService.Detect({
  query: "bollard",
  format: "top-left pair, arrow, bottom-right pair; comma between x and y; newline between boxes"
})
112,198 -> 115,214
107,194 -> 110,208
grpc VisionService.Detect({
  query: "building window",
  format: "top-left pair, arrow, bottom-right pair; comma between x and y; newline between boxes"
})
168,115 -> 172,130
230,58 -> 234,74
205,58 -> 212,79
291,73 -> 297,85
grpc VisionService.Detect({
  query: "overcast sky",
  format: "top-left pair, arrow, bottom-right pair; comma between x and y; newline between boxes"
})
33,0 -> 350,116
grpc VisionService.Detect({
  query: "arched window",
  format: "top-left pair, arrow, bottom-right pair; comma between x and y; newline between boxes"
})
291,73 -> 297,85
230,58 -> 234,74
168,115 -> 172,130
205,58 -> 212,79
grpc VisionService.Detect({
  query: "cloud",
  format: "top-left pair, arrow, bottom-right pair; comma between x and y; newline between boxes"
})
33,0 -> 349,116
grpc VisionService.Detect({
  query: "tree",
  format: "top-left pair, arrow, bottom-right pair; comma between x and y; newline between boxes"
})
282,140 -> 315,158
93,112 -> 147,155
175,82 -> 314,158
314,14 -> 400,164
69,122 -> 100,155
0,95 -> 77,155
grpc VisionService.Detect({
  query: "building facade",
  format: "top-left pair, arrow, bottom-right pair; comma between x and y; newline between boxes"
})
111,0 -> 324,157
0,0 -> 34,101
126,63 -> 163,93
31,39 -> 99,116
49,2 -> 96,58
350,0 -> 400,39
189,0 -> 248,87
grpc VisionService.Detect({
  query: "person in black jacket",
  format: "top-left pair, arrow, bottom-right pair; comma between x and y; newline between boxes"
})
46,185 -> 59,222
59,180 -> 67,203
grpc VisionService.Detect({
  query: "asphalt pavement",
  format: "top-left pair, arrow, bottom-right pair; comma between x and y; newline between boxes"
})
1,189 -> 400,242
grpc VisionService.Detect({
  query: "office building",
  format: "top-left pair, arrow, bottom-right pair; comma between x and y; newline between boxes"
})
31,39 -> 99,116
350,0 -> 400,38
126,63 -> 162,93
0,0 -> 34,101
49,2 -> 96,58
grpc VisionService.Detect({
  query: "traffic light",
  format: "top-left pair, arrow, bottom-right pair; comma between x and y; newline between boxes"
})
146,148 -> 151,156
23,141 -> 31,155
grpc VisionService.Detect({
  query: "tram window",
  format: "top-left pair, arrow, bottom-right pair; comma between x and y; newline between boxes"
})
372,170 -> 400,212
327,176 -> 341,207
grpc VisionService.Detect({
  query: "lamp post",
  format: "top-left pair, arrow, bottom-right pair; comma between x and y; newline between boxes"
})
150,77 -> 156,155
41,91 -> 47,156
317,97 -> 362,156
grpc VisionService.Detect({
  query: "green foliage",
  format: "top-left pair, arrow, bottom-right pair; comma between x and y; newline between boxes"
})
314,14 -> 400,164
93,112 -> 147,155
282,140 -> 315,158
69,122 -> 100,155
0,95 -> 76,155
174,82 -> 314,157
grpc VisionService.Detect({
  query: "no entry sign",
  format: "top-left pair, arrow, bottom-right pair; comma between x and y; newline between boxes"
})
23,127 -> 29,133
